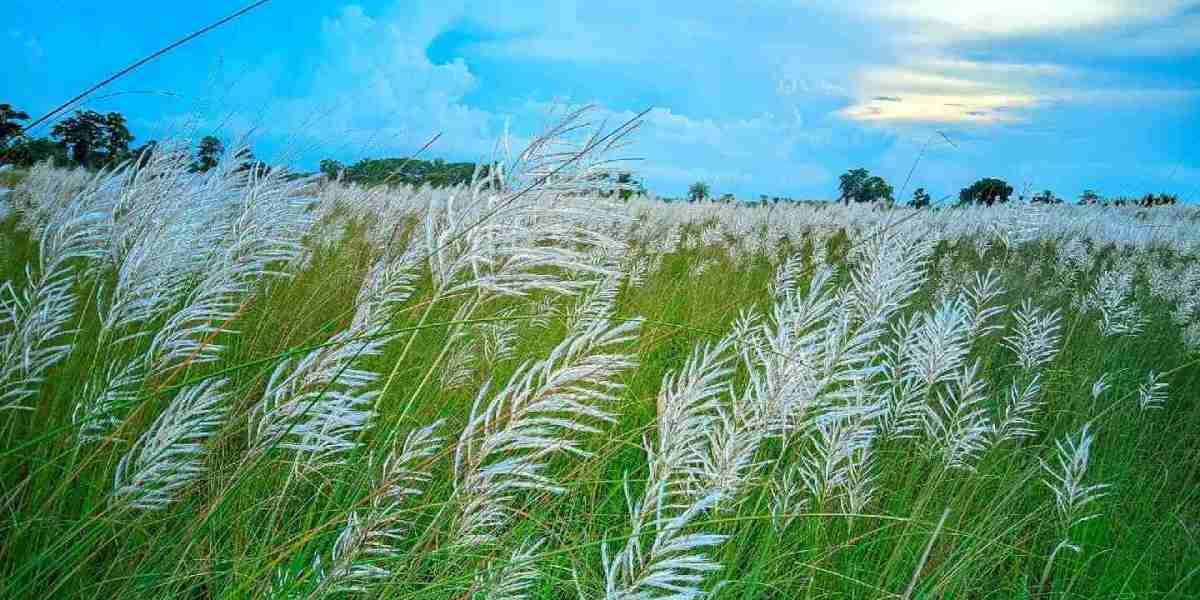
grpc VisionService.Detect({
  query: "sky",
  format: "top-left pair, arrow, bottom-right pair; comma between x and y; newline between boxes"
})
4,1 -> 1200,201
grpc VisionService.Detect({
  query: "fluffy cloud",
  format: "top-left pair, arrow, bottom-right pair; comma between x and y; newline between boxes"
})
274,5 -> 500,158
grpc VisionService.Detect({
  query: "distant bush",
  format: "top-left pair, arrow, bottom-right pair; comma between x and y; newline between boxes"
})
959,177 -> 1013,206
1031,190 -> 1062,204
331,157 -> 486,188
908,187 -> 932,208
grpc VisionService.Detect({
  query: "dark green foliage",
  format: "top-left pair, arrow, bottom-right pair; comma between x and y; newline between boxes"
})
0,104 -> 30,146
2,137 -> 68,167
1140,193 -> 1178,207
102,113 -> 133,159
593,171 -> 645,201
909,187 -> 932,208
192,136 -> 224,173
319,158 -> 344,181
1031,190 -> 1061,204
617,172 -> 645,201
688,181 -> 710,202
838,168 -> 894,204
959,177 -> 1014,206
333,157 -> 485,188
1079,189 -> 1102,205
49,110 -> 134,167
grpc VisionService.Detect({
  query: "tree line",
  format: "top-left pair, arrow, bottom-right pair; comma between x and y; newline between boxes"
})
0,103 -> 267,174
319,157 -> 644,197
685,168 -> 1183,208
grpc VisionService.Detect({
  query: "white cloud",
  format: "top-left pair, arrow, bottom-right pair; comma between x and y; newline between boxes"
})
864,0 -> 1196,37
267,4 -> 500,158
834,0 -> 1199,127
839,61 -> 1045,125
840,93 -> 1037,124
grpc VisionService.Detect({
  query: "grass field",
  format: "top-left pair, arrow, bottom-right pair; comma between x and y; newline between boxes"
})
2,118 -> 1200,599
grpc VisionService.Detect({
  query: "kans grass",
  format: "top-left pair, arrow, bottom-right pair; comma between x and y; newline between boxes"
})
1,113 -> 1200,599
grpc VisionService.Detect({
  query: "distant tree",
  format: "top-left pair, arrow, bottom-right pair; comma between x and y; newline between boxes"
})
193,136 -> 224,172
1140,193 -> 1178,207
101,112 -> 133,162
1031,189 -> 1061,204
908,187 -> 932,208
838,168 -> 870,205
341,157 -> 481,187
49,110 -> 133,166
959,177 -> 1014,207
0,104 -> 30,146
592,171 -> 643,200
51,110 -> 105,165
1078,189 -> 1101,205
688,181 -> 710,202
720,192 -> 735,203
319,158 -> 344,181
863,176 -> 893,204
838,168 -> 893,204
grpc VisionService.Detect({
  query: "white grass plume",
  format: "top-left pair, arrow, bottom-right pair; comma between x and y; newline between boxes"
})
1003,300 -> 1063,373
1,184 -> 107,410
922,360 -> 992,471
473,538 -> 544,600
692,380 -> 767,507
1091,373 -> 1112,403
992,374 -> 1043,444
452,318 -> 640,545
1040,422 -> 1109,572
755,267 -> 876,434
273,421 -> 442,599
795,414 -> 878,515
1084,270 -> 1146,338
325,421 -> 441,595
904,297 -> 972,391
1137,371 -> 1168,411
76,149 -> 316,438
111,378 -> 228,511
590,339 -> 733,600
961,268 -> 1006,340
845,226 -> 934,328
252,255 -> 415,465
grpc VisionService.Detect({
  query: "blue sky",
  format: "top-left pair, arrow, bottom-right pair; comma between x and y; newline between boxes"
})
5,1 -> 1200,200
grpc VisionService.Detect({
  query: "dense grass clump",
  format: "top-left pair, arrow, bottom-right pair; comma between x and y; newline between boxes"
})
2,119 -> 1199,599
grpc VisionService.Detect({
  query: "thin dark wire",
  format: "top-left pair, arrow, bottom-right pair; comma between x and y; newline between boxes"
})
25,0 -> 272,132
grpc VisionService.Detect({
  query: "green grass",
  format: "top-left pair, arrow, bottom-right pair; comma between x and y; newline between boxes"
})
1,212 -> 1199,600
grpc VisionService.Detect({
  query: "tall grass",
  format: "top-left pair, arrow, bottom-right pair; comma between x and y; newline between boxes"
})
2,114 -> 1199,598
